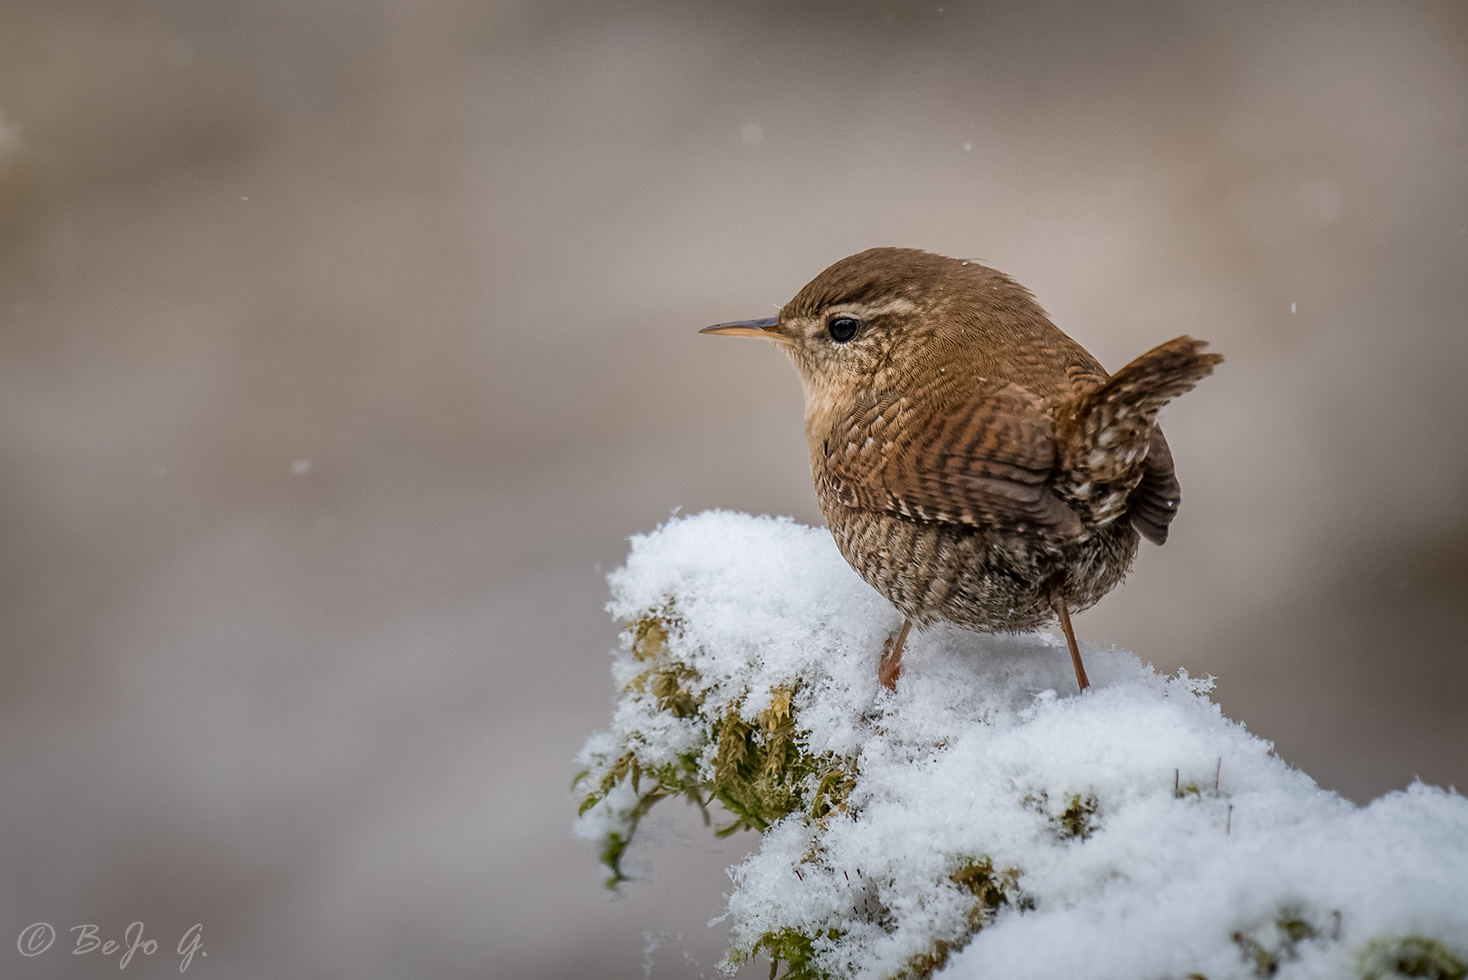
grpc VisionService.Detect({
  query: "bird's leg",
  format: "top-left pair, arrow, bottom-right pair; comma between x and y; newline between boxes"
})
879,619 -> 912,691
1050,592 -> 1090,692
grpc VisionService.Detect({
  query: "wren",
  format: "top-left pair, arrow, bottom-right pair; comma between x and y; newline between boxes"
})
702,247 -> 1221,693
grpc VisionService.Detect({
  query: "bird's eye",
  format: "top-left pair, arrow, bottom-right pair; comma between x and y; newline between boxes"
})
827,316 -> 860,343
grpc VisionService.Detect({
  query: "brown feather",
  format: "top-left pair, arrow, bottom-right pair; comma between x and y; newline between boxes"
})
1128,428 -> 1182,546
820,381 -> 1081,538
1056,335 -> 1223,484
704,248 -> 1222,638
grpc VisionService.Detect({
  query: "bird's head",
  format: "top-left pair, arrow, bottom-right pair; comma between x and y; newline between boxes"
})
701,248 -> 1052,437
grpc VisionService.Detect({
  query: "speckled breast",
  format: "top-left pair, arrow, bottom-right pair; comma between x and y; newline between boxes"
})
820,499 -> 1141,633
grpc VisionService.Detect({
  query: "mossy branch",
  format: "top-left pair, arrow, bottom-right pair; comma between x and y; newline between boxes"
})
575,514 -> 1468,980
574,612 -> 858,888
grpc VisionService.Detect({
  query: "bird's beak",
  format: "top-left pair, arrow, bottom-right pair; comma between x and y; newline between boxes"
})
699,317 -> 781,341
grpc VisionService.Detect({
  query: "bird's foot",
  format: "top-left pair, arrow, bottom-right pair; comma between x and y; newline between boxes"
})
879,619 -> 912,691
1048,591 -> 1090,692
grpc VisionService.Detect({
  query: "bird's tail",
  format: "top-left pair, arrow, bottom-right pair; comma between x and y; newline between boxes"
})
1058,336 -> 1222,484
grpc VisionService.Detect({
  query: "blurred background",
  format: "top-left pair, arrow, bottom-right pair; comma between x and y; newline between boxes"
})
0,0 -> 1464,976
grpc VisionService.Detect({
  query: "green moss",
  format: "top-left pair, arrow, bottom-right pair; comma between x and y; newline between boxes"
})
579,606 -> 1049,979
595,789 -> 667,887
1233,930 -> 1279,977
903,940 -> 956,980
1218,912 -> 1465,980
578,613 -> 856,886
630,615 -> 670,662
1358,936 -> 1466,980
598,832 -> 629,884
710,685 -> 848,836
651,664 -> 699,718
1279,914 -> 1316,944
1058,793 -> 1099,840
736,927 -> 844,980
809,766 -> 857,821
1022,789 -> 1100,840
894,858 -> 1028,979
1230,907 -> 1321,977
951,857 -> 1025,927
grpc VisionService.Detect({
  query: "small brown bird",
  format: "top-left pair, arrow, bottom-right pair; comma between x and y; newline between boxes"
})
702,248 -> 1221,692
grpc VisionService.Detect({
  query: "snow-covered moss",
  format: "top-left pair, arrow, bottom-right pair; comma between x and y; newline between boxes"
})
1356,936 -> 1465,980
574,511 -> 1468,979
573,609 -> 858,886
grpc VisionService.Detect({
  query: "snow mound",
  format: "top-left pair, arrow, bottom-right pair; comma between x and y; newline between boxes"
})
573,511 -> 1468,980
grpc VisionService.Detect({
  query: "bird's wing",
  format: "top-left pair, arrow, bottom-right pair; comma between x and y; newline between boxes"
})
1126,426 -> 1181,545
820,382 -> 1082,537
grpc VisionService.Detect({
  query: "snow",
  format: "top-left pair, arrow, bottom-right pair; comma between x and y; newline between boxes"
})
574,510 -> 1468,979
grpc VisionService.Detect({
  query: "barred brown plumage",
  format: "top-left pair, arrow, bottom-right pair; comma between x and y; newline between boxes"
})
702,248 -> 1222,693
